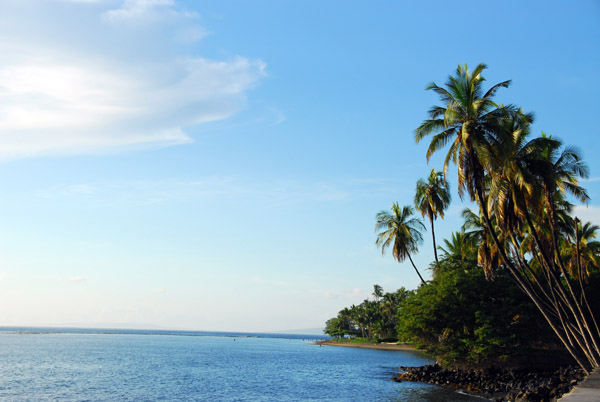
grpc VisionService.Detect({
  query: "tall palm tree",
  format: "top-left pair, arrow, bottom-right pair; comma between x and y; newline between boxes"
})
414,169 -> 451,263
375,203 -> 426,284
414,63 -> 517,285
415,63 -> 600,371
415,63 -> 513,203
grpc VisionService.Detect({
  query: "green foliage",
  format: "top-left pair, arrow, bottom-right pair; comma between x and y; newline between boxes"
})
414,63 -> 600,372
323,286 -> 409,341
396,257 -> 559,367
323,317 -> 345,338
326,64 -> 600,371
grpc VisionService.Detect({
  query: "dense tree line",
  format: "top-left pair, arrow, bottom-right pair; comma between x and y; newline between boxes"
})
324,285 -> 408,341
325,64 -> 600,372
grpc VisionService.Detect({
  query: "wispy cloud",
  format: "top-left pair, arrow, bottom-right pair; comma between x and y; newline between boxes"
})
151,287 -> 166,294
36,176 -> 400,205
269,108 -> 287,126
103,0 -> 176,21
323,288 -> 364,300
68,276 -> 87,283
0,1 -> 264,160
250,276 -> 289,287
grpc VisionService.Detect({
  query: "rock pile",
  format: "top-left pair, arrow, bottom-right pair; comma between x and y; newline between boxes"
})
391,364 -> 584,401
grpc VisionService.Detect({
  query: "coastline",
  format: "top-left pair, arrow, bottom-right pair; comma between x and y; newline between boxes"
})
393,364 -> 585,402
316,340 -> 416,351
317,341 -> 589,401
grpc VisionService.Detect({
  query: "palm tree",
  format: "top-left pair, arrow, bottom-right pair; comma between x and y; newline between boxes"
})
350,304 -> 366,338
414,63 -> 517,284
375,203 -> 426,284
415,63 -> 513,203
486,114 -> 600,371
566,220 -> 600,280
438,231 -> 477,264
414,169 -> 451,263
461,207 -> 502,279
415,64 -> 600,371
372,284 -> 384,302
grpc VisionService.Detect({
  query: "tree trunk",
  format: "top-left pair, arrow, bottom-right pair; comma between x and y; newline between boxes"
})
474,182 -> 599,373
407,253 -> 426,285
430,212 -> 439,264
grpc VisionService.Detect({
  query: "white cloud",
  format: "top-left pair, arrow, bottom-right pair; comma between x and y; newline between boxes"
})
36,177 -> 361,205
62,0 -> 107,3
0,1 -> 264,160
68,276 -> 87,283
102,0 -> 177,22
151,287 -> 166,293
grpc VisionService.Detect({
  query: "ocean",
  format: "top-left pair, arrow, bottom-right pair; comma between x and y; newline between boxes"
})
0,327 -> 481,401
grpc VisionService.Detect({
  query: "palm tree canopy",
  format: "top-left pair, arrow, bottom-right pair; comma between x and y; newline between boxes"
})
375,203 -> 425,263
372,284 -> 384,301
414,63 -> 515,201
438,231 -> 477,263
414,168 -> 451,221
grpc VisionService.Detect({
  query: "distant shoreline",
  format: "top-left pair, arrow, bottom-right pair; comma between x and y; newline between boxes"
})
315,340 -> 416,351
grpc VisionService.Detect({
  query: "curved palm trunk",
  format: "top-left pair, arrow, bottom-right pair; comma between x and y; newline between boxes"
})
429,213 -> 439,264
406,253 -> 426,285
526,209 -> 600,366
575,220 -> 600,342
474,181 -> 599,373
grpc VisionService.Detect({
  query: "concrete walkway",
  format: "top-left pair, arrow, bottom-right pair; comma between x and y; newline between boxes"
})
558,368 -> 600,401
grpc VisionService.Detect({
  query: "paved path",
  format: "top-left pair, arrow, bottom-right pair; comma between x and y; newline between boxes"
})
558,368 -> 600,401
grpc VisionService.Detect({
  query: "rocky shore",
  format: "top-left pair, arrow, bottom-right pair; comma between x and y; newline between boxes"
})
391,364 -> 585,401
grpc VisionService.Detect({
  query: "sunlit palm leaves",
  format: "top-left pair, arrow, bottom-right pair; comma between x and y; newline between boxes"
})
375,203 -> 426,284
414,169 -> 451,263
415,63 -> 600,372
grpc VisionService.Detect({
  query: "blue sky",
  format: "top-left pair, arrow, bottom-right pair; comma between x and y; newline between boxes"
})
0,0 -> 598,332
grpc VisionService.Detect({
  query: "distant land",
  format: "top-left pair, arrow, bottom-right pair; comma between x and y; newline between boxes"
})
22,324 -> 325,336
51,323 -> 171,330
273,328 -> 325,336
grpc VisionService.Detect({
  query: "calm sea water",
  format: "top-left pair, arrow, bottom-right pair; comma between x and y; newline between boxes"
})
0,327 -> 482,401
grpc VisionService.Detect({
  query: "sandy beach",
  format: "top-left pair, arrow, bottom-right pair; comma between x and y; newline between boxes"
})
316,340 -> 416,351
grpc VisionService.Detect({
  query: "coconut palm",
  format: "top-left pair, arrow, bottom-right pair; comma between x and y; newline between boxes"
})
415,63 -> 514,203
567,221 -> 600,280
414,63 -> 517,283
438,231 -> 477,264
416,64 -> 600,371
375,203 -> 426,284
414,169 -> 451,263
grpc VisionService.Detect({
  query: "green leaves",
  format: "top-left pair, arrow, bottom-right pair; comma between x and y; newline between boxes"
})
396,259 -> 553,367
375,203 -> 426,283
